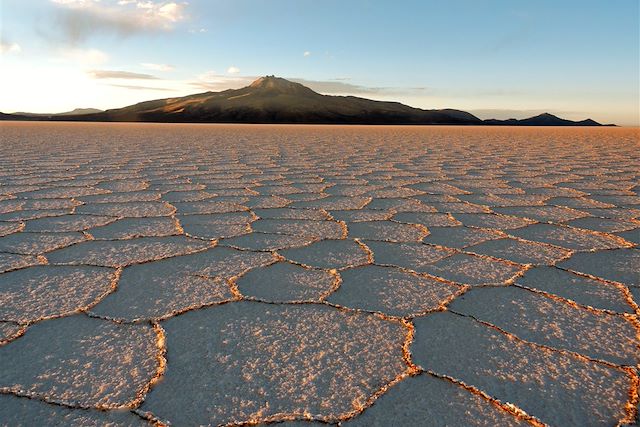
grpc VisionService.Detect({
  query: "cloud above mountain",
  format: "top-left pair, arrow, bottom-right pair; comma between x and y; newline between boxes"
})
50,0 -> 187,43
88,70 -> 159,79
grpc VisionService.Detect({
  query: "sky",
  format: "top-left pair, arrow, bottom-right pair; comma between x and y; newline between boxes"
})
1,0 -> 638,125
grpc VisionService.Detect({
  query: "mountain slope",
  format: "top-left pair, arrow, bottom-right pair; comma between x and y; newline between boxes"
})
0,76 -> 607,125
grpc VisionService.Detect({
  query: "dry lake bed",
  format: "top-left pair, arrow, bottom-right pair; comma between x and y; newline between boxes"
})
0,122 -> 638,426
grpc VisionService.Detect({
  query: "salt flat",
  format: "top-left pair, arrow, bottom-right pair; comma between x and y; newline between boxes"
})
0,122 -> 638,426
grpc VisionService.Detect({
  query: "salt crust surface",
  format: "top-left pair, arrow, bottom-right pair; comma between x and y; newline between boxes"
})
0,123 -> 638,426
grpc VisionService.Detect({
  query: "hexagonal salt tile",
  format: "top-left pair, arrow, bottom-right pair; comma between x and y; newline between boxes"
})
280,239 -> 370,270
0,265 -> 116,323
411,312 -> 633,426
466,238 -> 572,265
421,253 -> 523,286
449,286 -> 639,365
516,266 -> 634,313
328,265 -> 465,317
365,240 -> 453,272
236,262 -> 336,302
344,374 -> 528,427
558,249 -> 639,286
46,236 -> 211,267
0,394 -> 149,426
141,302 -> 408,425
0,315 -> 161,408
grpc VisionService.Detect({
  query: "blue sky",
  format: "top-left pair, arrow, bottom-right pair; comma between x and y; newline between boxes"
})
1,0 -> 638,124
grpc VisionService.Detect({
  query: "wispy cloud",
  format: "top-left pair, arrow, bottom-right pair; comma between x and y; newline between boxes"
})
140,62 -> 174,71
289,78 -> 399,95
186,73 -> 432,97
303,51 -> 311,57
227,66 -> 240,74
189,71 -> 254,91
108,83 -> 172,91
49,0 -> 187,43
89,69 -> 159,79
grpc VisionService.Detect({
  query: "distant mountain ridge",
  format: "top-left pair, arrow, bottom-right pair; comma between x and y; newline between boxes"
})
1,76 -> 609,126
484,112 -> 610,126
11,108 -> 103,117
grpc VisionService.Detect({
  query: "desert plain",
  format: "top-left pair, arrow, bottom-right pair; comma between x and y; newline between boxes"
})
0,122 -> 638,426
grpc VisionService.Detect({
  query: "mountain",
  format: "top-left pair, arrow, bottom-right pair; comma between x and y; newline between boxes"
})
0,76 -> 607,125
11,108 -> 103,117
51,76 -> 482,125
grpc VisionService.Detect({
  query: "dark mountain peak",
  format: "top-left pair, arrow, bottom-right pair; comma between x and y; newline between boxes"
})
522,112 -> 562,121
248,75 -> 315,95
577,118 -> 601,126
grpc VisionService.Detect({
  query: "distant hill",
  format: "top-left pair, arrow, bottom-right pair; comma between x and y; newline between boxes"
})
11,108 -> 103,117
0,77 -> 608,126
484,112 -> 610,126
